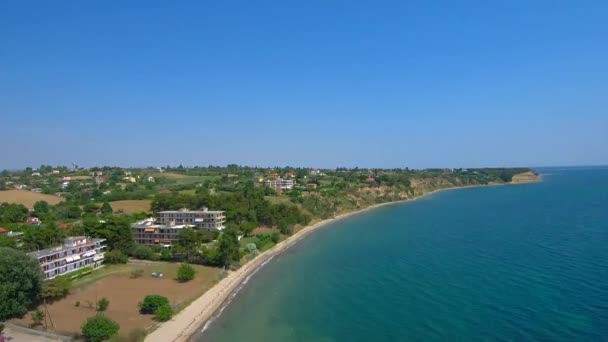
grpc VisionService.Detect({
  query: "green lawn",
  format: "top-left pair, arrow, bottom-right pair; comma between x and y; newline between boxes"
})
264,195 -> 294,205
174,175 -> 219,185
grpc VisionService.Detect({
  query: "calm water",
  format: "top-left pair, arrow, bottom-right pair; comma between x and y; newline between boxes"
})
199,168 -> 608,341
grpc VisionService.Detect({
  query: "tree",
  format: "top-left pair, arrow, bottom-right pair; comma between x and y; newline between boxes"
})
33,200 -> 50,216
130,245 -> 154,260
176,228 -> 203,257
176,263 -> 195,282
103,250 -> 128,264
139,295 -> 169,314
0,203 -> 29,223
0,248 -> 43,320
154,304 -> 173,322
81,314 -> 120,342
100,201 -> 113,215
0,234 -> 16,248
84,216 -> 134,253
216,229 -> 240,267
30,310 -> 45,327
83,203 -> 99,214
96,297 -> 109,312
41,277 -> 70,301
21,224 -> 65,252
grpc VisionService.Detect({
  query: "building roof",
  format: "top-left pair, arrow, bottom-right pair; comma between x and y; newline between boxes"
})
158,209 -> 224,214
0,227 -> 7,234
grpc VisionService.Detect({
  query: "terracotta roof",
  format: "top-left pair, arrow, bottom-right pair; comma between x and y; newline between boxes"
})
0,227 -> 7,234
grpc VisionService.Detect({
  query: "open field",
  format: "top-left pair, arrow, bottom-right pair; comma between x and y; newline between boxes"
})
13,262 -> 222,338
264,195 -> 294,205
151,172 -> 191,179
109,199 -> 152,213
0,190 -> 63,208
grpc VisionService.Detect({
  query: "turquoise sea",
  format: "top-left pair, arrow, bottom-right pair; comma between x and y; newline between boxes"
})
199,168 -> 608,341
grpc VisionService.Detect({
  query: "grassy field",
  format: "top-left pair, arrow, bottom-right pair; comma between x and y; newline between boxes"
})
173,175 -> 219,185
0,190 -> 63,207
109,200 -> 152,213
264,195 -> 294,205
14,262 -> 223,338
150,172 -> 190,179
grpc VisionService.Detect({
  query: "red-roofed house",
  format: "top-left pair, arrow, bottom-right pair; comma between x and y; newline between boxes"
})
58,223 -> 69,230
26,217 -> 41,225
0,227 -> 8,234
365,177 -> 375,183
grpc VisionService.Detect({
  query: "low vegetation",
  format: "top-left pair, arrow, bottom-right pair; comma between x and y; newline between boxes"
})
139,295 -> 169,314
81,314 -> 120,342
96,297 -> 110,312
176,263 -> 195,282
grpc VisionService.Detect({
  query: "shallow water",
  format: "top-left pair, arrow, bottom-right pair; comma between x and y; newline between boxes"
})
199,167 -> 608,341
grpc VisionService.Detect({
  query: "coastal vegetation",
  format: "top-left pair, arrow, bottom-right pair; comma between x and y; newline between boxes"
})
0,164 -> 538,338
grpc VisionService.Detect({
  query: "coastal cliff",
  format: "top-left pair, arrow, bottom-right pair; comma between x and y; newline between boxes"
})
510,171 -> 541,184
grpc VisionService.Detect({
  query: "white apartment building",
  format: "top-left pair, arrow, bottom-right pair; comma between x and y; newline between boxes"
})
28,236 -> 106,280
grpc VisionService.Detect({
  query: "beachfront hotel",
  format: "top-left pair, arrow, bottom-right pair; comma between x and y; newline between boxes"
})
132,208 -> 226,246
28,236 -> 106,280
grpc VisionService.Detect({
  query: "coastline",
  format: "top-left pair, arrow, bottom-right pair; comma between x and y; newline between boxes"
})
145,179 -> 538,342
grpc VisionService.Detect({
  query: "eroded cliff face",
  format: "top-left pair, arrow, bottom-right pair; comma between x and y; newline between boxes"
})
510,171 -> 540,184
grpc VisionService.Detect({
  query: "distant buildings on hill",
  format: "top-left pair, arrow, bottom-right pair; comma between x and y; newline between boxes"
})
132,208 -> 226,247
264,178 -> 294,191
28,236 -> 106,280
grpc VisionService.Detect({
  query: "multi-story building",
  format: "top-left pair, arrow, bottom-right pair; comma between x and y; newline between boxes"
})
28,236 -> 106,280
264,178 -> 294,191
132,208 -> 226,246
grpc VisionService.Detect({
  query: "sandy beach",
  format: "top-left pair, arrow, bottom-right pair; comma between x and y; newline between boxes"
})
145,179 -> 538,342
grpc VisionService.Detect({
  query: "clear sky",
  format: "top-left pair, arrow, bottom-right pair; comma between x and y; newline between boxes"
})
1,1 -> 607,169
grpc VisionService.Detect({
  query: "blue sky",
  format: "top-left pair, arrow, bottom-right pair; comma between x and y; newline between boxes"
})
1,1 -> 607,169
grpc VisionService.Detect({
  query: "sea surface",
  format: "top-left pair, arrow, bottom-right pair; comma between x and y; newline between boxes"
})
198,167 -> 608,341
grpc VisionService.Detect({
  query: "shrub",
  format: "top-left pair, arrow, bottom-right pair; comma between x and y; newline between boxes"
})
139,295 -> 169,314
0,322 -> 5,333
154,303 -> 174,322
31,310 -> 45,327
75,301 -> 81,307
176,263 -> 195,282
104,250 -> 128,264
130,245 -> 154,260
96,297 -> 109,312
160,250 -> 173,262
81,314 -> 120,342
129,268 -> 144,279
41,277 -> 70,300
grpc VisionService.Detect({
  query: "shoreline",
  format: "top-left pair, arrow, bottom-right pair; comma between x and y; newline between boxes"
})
145,180 -> 538,342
